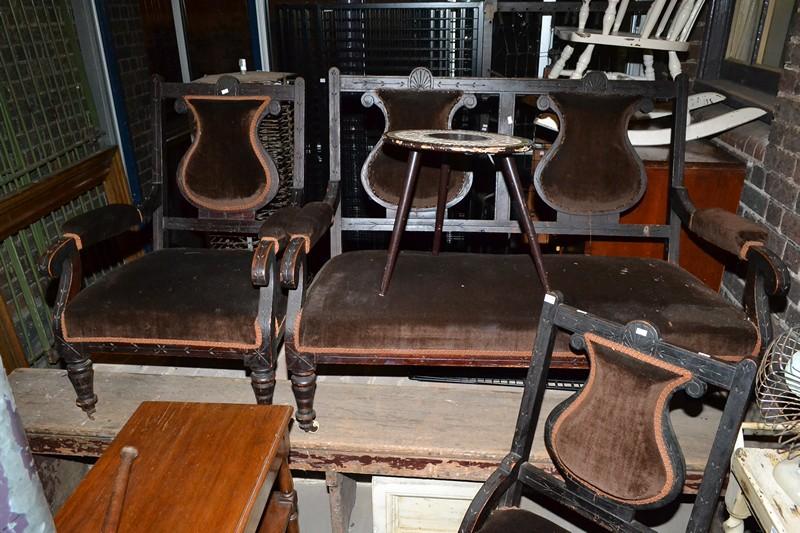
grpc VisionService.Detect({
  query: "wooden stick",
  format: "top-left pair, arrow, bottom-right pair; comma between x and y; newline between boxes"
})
101,446 -> 139,533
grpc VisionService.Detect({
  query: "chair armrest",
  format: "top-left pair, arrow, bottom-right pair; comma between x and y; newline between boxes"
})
61,203 -> 144,251
281,182 -> 340,290
688,208 -> 768,260
39,203 -> 143,279
137,183 -> 162,222
39,237 -> 80,279
251,206 -> 302,286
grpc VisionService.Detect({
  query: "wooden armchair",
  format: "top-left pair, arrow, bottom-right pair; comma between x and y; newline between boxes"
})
282,68 -> 789,432
459,292 -> 756,532
40,75 -> 306,416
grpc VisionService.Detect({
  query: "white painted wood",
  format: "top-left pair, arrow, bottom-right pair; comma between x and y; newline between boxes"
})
547,44 -> 574,78
534,106 -> 767,146
679,0 -> 706,42
643,54 -> 655,80
668,50 -> 682,78
644,92 -> 726,119
655,0 -> 680,38
554,27 -> 690,51
571,44 -> 595,79
578,0 -> 591,31
730,448 -> 800,532
666,0 -> 695,41
602,0 -> 621,34
612,0 -> 630,33
371,477 -> 481,533
641,0 -> 667,39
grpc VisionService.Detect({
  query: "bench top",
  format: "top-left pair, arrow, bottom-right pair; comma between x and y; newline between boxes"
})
11,368 -> 721,491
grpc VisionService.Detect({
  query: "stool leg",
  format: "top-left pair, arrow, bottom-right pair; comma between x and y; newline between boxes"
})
497,155 -> 550,292
380,150 -> 422,296
432,162 -> 450,255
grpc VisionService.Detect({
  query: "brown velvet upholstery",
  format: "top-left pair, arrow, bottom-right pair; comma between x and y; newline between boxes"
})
258,205 -> 302,251
364,89 -> 469,208
62,204 -> 143,250
62,249 -> 262,349
284,201 -> 334,251
478,508 -> 569,533
689,207 -> 768,259
546,333 -> 691,506
178,96 -> 275,212
292,251 -> 759,363
535,94 -> 645,215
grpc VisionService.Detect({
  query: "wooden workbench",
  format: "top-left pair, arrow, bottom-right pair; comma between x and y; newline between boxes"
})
11,368 -> 722,493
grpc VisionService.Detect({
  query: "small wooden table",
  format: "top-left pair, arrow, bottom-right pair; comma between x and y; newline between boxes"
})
380,129 -> 546,295
55,401 -> 297,533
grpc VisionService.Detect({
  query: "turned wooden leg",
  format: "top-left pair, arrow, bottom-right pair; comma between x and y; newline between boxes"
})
380,150 -> 422,296
65,355 -> 97,417
570,44 -> 594,79
548,44 -> 574,79
497,155 -> 550,292
277,451 -> 299,533
249,364 -> 276,405
432,162 -> 450,255
291,371 -> 318,432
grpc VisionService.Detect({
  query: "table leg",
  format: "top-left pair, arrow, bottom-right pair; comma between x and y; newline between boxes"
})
277,452 -> 299,533
380,150 -> 422,296
432,162 -> 450,255
497,155 -> 550,292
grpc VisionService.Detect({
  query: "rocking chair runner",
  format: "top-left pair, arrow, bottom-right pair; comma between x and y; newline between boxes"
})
460,293 -> 757,532
40,75 -> 308,416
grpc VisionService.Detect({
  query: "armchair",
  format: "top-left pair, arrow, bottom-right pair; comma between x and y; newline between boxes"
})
40,74 -> 306,416
283,68 -> 788,432
460,293 -> 755,532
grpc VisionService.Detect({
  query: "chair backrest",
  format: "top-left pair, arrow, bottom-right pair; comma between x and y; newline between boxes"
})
461,292 -> 756,532
534,92 -> 646,215
151,74 -> 305,248
360,81 -> 474,210
327,67 -> 688,260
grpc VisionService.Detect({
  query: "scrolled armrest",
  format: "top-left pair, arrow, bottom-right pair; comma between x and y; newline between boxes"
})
745,245 -> 790,298
61,203 -> 144,251
283,202 -> 335,254
251,206 -> 302,286
688,207 -> 768,260
39,237 -> 80,279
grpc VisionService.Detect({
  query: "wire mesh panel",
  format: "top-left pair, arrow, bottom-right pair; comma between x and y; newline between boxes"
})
0,0 -> 104,365
320,3 -> 483,77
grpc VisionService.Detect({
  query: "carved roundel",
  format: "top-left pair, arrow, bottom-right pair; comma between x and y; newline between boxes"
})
408,67 -> 433,89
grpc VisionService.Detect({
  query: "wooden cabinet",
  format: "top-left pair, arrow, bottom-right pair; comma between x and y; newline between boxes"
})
56,402 -> 297,533
585,141 -> 746,290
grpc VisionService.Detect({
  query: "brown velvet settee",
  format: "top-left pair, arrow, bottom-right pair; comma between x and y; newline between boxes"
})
40,75 -> 318,416
279,68 -> 789,432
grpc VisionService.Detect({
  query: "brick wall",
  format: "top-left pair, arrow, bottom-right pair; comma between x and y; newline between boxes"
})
717,10 -> 800,333
106,0 -> 153,190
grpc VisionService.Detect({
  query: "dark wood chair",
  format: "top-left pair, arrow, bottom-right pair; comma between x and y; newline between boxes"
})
459,292 -> 756,532
40,75 -> 309,416
281,67 -> 789,431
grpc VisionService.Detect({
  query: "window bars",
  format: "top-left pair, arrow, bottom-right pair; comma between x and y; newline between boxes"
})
0,0 -> 103,366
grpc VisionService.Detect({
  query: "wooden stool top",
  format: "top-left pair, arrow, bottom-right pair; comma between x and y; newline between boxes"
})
384,129 -> 532,155
56,401 -> 293,533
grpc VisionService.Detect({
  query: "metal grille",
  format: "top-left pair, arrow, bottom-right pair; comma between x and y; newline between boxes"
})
0,0 -> 103,365
319,3 -> 482,76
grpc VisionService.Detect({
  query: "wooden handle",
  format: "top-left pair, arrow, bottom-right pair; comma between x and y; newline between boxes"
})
101,446 -> 139,533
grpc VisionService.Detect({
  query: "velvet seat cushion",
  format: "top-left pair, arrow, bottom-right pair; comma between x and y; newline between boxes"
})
62,249 -> 262,349
292,251 -> 759,365
477,508 -> 569,533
